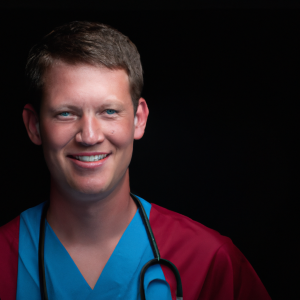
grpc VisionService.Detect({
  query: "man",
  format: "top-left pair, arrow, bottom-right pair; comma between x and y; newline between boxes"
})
0,21 -> 271,300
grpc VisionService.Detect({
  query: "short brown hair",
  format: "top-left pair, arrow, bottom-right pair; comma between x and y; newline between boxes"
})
25,21 -> 143,116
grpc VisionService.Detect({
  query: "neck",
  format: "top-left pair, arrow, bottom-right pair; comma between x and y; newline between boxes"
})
46,169 -> 137,248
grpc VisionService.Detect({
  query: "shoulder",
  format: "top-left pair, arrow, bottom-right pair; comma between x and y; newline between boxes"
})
0,203 -> 44,274
149,203 -> 271,300
0,215 -> 20,248
149,202 -> 231,253
0,216 -> 20,300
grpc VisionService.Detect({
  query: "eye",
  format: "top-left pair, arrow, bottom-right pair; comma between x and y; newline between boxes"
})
59,112 -> 71,117
106,109 -> 116,115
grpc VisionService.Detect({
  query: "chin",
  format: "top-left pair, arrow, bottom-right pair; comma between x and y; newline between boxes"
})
76,183 -> 108,195
68,178 -> 110,196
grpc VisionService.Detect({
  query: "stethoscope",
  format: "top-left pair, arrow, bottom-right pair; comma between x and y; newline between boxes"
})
38,193 -> 183,300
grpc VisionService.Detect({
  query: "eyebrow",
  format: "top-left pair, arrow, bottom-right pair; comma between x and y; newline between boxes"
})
48,105 -> 80,113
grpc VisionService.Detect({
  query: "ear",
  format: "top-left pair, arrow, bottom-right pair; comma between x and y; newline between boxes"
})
134,98 -> 149,140
22,104 -> 42,145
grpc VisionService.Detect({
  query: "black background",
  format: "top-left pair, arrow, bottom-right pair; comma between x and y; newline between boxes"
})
0,9 -> 298,300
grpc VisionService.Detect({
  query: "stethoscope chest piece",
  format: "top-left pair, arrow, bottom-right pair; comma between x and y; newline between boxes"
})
139,257 -> 183,300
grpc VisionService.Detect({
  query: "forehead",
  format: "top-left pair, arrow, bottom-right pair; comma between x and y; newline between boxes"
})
41,61 -> 131,109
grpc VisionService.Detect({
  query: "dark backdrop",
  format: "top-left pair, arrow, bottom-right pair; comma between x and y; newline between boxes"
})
0,10 -> 297,300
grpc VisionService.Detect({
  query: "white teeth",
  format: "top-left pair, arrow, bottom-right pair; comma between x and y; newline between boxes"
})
75,154 -> 108,162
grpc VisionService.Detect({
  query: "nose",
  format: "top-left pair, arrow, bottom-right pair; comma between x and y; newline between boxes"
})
75,115 -> 104,146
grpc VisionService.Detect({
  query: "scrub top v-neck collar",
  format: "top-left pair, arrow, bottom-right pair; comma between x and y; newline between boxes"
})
17,196 -> 172,300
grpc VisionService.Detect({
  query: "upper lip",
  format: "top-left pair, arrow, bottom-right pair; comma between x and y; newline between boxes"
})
67,152 -> 111,157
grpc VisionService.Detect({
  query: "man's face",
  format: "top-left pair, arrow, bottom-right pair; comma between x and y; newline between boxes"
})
39,62 -> 137,196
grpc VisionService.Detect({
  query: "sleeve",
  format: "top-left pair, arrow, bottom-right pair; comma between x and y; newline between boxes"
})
198,241 -> 272,300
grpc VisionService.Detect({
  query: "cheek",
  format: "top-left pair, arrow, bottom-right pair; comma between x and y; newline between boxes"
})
42,123 -> 75,151
107,122 -> 134,148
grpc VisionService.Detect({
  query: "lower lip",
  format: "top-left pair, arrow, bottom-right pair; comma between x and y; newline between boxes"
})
68,155 -> 110,169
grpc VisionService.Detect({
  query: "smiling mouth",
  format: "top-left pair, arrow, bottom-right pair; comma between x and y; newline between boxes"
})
69,154 -> 110,162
